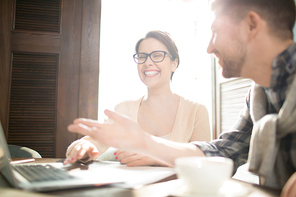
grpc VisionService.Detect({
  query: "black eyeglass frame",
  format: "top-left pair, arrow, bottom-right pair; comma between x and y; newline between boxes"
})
133,50 -> 173,64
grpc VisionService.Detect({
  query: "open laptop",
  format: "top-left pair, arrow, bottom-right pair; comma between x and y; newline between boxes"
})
0,122 -> 175,191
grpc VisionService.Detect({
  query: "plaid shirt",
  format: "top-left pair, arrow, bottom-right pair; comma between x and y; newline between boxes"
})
193,43 -> 296,174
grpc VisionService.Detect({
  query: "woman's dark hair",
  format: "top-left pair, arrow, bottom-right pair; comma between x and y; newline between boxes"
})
135,30 -> 180,80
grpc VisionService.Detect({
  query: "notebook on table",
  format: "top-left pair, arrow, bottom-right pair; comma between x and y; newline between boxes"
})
0,122 -> 175,191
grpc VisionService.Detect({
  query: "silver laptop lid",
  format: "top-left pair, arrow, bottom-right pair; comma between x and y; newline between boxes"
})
0,122 -> 19,188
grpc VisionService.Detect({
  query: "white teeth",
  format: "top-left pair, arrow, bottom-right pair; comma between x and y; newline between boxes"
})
144,71 -> 159,76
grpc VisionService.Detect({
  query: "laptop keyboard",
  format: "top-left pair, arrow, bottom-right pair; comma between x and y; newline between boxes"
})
14,164 -> 75,182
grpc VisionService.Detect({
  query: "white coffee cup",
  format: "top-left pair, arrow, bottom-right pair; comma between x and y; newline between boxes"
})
174,156 -> 233,195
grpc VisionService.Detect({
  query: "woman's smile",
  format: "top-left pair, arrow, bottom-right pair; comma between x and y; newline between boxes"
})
144,70 -> 160,77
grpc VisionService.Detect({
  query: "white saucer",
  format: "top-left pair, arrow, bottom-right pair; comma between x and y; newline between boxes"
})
169,179 -> 249,197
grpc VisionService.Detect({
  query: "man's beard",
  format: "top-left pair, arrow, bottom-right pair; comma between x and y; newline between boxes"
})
221,49 -> 246,78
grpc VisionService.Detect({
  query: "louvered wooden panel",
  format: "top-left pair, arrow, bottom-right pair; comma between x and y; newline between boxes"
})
8,53 -> 58,158
14,0 -> 60,32
220,78 -> 253,133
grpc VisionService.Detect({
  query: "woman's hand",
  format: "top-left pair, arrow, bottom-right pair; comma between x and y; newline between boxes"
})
67,110 -> 148,153
115,150 -> 168,167
281,172 -> 296,197
63,140 -> 99,165
67,109 -> 204,167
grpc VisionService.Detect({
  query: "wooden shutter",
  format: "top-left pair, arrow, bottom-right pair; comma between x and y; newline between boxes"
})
6,0 -> 61,157
8,53 -> 58,157
1,0 -> 100,158
15,0 -> 60,32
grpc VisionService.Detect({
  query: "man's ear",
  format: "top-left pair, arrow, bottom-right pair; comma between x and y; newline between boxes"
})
244,11 -> 263,38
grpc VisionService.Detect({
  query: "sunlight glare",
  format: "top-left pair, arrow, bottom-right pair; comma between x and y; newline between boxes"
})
99,0 -> 212,124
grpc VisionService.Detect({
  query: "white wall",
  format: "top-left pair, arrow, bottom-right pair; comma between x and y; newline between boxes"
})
99,0 -> 213,132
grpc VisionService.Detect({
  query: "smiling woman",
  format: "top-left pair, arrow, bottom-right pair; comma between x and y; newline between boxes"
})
99,0 -> 213,125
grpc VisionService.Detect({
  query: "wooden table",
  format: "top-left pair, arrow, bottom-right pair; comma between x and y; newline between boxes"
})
0,158 -> 281,197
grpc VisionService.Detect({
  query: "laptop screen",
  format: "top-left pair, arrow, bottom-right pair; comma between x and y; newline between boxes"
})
0,122 -> 19,187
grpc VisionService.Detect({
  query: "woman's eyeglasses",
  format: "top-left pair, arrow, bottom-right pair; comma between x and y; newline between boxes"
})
133,50 -> 172,64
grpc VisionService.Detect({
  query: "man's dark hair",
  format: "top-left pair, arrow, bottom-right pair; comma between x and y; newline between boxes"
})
211,0 -> 296,39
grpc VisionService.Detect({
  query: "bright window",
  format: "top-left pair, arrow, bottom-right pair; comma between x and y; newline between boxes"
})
99,0 -> 213,130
